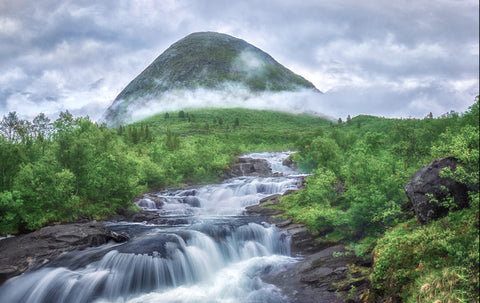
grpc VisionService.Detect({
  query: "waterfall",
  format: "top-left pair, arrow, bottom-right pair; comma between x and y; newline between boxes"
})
0,152 -> 301,303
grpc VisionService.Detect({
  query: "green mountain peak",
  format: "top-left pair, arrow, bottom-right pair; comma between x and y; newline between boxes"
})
104,32 -> 319,126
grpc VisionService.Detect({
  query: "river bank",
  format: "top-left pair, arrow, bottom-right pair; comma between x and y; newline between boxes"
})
246,193 -> 371,302
0,221 -> 129,285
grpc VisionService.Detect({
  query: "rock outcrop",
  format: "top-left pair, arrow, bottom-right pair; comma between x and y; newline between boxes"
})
223,157 -> 273,178
0,222 -> 128,285
264,245 -> 370,303
245,193 -> 284,216
404,157 -> 470,224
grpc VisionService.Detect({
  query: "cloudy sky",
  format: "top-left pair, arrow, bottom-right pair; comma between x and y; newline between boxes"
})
0,0 -> 478,122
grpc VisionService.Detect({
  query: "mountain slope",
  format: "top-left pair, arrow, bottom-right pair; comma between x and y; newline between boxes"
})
103,32 -> 320,127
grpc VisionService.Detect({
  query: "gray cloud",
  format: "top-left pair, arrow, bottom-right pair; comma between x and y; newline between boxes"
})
0,0 -> 478,122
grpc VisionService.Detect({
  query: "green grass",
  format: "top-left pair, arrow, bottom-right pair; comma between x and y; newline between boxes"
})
132,108 -> 331,151
370,208 -> 479,302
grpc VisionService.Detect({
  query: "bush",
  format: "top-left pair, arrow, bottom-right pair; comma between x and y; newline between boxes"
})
370,209 -> 479,302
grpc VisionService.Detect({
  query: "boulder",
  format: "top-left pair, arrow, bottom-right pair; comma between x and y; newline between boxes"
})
404,157 -> 470,224
0,222 -> 128,285
282,224 -> 328,255
282,156 -> 298,170
223,157 -> 272,178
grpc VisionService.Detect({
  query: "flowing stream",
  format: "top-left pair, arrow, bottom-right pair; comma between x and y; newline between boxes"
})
0,152 -> 302,303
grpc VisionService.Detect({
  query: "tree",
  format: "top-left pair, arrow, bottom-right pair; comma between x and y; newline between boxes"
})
0,191 -> 23,232
12,155 -> 80,230
0,136 -> 26,191
32,113 -> 51,140
0,112 -> 20,141
53,110 -> 75,134
166,127 -> 179,151
144,125 -> 153,142
32,113 -> 51,154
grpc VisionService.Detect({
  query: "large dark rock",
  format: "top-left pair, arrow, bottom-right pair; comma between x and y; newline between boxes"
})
0,222 -> 128,285
404,157 -> 470,224
223,157 -> 273,178
282,224 -> 327,255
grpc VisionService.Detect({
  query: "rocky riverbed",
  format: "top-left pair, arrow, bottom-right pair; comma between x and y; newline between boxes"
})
247,193 -> 371,302
0,222 -> 129,285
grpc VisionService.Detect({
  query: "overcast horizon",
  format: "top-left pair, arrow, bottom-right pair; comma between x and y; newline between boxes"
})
1,0 -> 478,122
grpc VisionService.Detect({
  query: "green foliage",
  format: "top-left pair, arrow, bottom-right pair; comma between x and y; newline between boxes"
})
277,98 -> 479,241
279,169 -> 347,232
11,153 -> 80,230
370,209 -> 479,302
0,191 -> 23,232
277,98 -> 479,302
1,108 -> 328,233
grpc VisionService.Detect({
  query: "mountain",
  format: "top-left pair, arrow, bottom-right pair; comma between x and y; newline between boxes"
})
103,32 -> 320,126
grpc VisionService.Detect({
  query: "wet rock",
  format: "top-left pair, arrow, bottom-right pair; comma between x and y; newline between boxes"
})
151,217 -> 190,226
245,193 -> 284,216
263,245 -> 369,303
182,196 -> 201,207
283,224 -> 326,255
110,209 -> 159,222
259,194 -> 281,204
282,155 -> 298,170
0,222 -> 128,285
179,189 -> 197,196
245,204 -> 285,216
274,219 -> 293,228
404,157 -> 470,224
223,157 -> 272,178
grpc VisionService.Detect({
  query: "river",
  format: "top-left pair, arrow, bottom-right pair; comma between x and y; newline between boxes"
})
0,152 -> 303,303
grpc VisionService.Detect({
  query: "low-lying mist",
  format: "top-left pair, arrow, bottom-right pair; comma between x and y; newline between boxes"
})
115,83 -> 328,125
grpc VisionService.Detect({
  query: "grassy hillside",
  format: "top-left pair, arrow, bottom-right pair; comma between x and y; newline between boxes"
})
131,108 -> 330,149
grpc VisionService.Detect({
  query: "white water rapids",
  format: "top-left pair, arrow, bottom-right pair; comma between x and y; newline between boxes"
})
0,152 -> 303,303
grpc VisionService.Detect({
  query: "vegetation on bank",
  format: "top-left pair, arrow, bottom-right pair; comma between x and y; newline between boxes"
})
0,99 -> 478,302
275,98 -> 479,302
0,108 -> 327,232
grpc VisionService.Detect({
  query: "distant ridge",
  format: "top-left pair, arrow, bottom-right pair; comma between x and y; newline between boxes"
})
103,32 -> 320,126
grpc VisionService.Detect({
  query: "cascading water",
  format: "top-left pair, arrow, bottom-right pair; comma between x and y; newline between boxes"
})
0,152 -> 302,303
